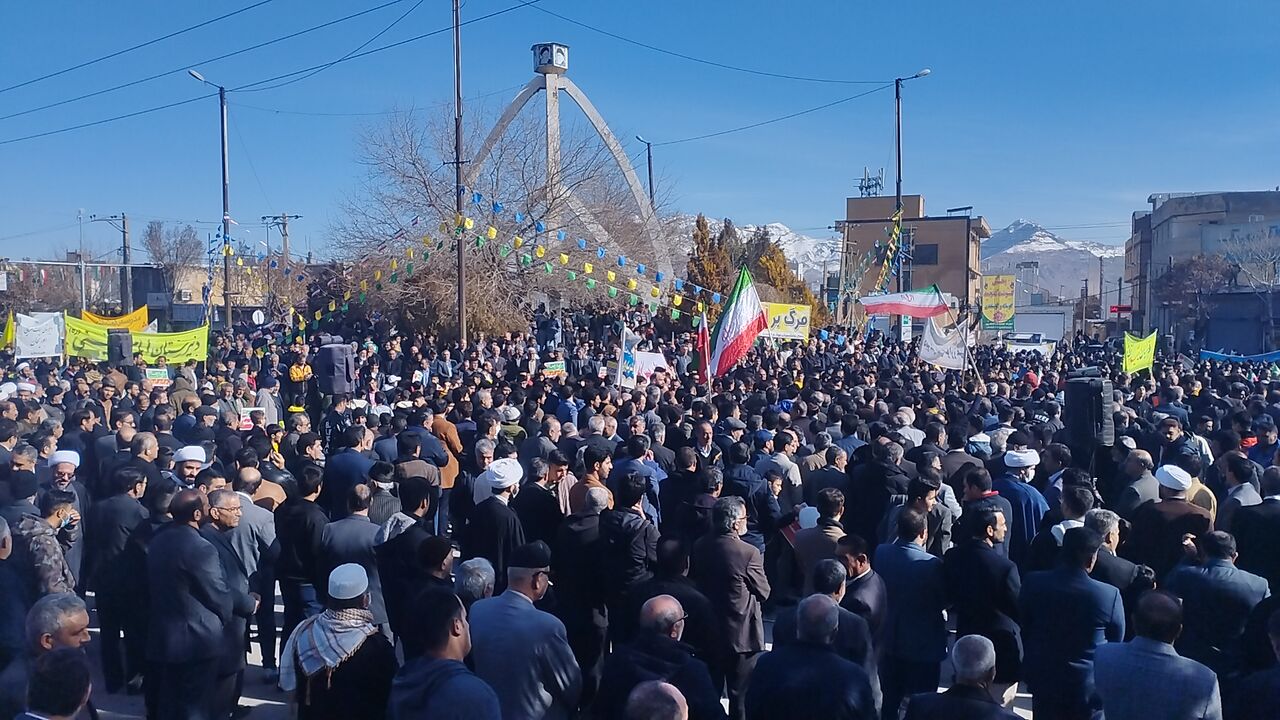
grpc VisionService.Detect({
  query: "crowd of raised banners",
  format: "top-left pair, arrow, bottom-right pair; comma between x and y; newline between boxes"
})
3,308 -> 209,363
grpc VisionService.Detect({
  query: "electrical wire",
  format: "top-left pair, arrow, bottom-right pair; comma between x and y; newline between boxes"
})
0,0 -> 414,122
0,0 -> 279,95
230,115 -> 274,209
238,0 -> 425,93
227,84 -> 525,116
530,6 -> 890,85
654,84 -> 893,146
232,0 -> 544,92
0,93 -> 216,146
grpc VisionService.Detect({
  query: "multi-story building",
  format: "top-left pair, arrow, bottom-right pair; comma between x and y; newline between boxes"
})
1125,211 -> 1152,332
836,194 -> 989,324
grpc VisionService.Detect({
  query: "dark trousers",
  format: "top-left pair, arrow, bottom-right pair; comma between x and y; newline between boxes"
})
146,657 -> 218,720
97,593 -> 129,692
252,571 -> 278,669
437,487 -> 452,536
711,651 -> 758,720
565,619 -> 607,710
280,580 -> 323,648
212,670 -> 244,719
1030,696 -> 1100,720
879,656 -> 940,720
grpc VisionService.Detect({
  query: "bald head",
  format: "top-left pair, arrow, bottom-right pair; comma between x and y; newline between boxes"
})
170,489 -> 205,525
1125,449 -> 1154,474
624,681 -> 688,720
796,594 -> 839,644
1135,590 -> 1183,644
638,595 -> 685,640
234,466 -> 262,495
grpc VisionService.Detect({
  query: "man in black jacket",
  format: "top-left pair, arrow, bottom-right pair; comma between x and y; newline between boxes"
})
510,455 -> 565,547
902,634 -> 1020,719
600,472 -> 660,642
144,489 -> 233,720
201,489 -> 260,719
84,466 -> 149,694
594,594 -> 725,720
553,485 -> 609,708
835,534 -> 887,651
274,466 -> 329,646
1084,508 -> 1153,639
745,594 -> 876,720
720,443 -> 779,555
373,475 -> 435,649
626,537 -> 719,667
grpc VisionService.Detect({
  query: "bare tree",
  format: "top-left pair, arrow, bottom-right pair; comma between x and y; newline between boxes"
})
331,102 -> 675,336
142,221 -> 202,295
1220,228 -> 1280,346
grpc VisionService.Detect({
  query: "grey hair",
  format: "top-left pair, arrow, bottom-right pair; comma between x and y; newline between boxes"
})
530,457 -> 549,483
951,634 -> 998,682
475,438 -> 497,459
11,443 -> 37,466
286,413 -> 309,431
989,428 -> 1013,454
814,432 -> 832,450
649,422 -> 666,442
455,558 -> 495,604
638,595 -> 685,635
26,593 -> 86,651
583,486 -> 610,514
796,594 -> 839,644
587,416 -> 606,435
884,441 -> 904,464
1084,508 -> 1120,539
624,681 -> 687,720
712,496 -> 746,534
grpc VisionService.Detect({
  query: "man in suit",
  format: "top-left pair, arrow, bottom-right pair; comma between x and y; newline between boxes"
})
373,475 -> 436,648
941,425 -> 983,492
430,398 -> 464,536
461,458 -> 526,593
1095,590 -> 1222,720
318,484 -> 387,629
145,489 -> 233,720
1233,465 -> 1280,592
13,647 -> 93,720
1084,509 -> 1155,637
84,465 -> 149,695
1123,464 -> 1214,581
1113,449 -> 1159,521
469,541 -> 582,720
902,634 -> 1020,720
1019,527 -> 1125,720
943,507 -> 1022,703
553,486 -> 610,707
231,467 -> 280,676
318,426 -> 375,518
691,496 -> 770,720
1216,452 -> 1262,534
794,488 -> 846,594
744,594 -> 876,720
201,489 -> 260,719
1230,607 -> 1280,719
804,446 -> 851,506
958,467 -> 1014,560
773,559 -> 880,713
875,507 -> 948,719
1165,531 -> 1270,677
835,534 -> 887,650
274,466 -> 328,649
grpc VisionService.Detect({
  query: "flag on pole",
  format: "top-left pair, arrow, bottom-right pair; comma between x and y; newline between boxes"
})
695,311 -> 711,384
858,284 -> 949,318
707,267 -> 768,378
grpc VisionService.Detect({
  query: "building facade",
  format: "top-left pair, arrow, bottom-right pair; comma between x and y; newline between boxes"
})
837,194 -> 989,323
1125,211 -> 1152,332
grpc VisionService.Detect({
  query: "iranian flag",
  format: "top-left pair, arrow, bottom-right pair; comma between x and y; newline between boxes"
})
859,285 -> 949,318
708,267 -> 768,377
694,310 -> 711,384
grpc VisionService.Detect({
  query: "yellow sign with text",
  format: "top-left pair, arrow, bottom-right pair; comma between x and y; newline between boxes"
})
64,313 -> 209,363
760,303 -> 811,341
981,274 -> 1016,330
81,306 -> 149,331
1123,331 -> 1157,375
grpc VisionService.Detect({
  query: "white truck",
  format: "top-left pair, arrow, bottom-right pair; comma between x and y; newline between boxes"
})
1013,307 -> 1070,343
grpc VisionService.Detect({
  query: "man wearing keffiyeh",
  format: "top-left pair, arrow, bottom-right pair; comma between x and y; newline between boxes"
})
280,563 -> 397,720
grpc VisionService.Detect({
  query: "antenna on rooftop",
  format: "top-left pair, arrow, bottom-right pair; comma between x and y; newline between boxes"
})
858,167 -> 884,198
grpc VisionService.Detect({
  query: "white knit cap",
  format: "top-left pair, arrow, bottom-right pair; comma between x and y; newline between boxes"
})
47,450 -> 80,468
327,563 -> 369,600
1155,464 -> 1193,491
1004,449 -> 1040,468
485,457 -> 523,490
174,446 -> 206,464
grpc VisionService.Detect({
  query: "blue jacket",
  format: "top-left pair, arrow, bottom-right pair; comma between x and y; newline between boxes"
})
721,463 -> 780,553
873,539 -> 948,663
320,448 -> 376,518
1165,558 -> 1271,676
990,474 -> 1048,567
1094,637 -> 1221,720
389,657 -> 501,720
1019,566 -> 1125,713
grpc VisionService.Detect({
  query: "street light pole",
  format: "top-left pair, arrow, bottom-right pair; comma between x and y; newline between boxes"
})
893,68 -> 930,338
189,69 -> 234,331
636,135 -> 655,211
452,0 -> 467,344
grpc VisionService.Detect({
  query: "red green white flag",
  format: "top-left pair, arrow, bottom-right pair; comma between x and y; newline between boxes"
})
708,267 -> 767,378
858,285 -> 949,318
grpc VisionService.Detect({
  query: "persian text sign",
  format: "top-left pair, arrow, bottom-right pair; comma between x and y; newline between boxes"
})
760,303 -> 811,341
981,275 -> 1015,331
64,313 -> 209,363
82,307 -> 149,331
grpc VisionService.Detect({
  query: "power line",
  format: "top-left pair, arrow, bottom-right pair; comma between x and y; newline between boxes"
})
0,0 -> 279,95
232,0 -> 544,92
531,6 -> 890,85
0,0 -> 413,122
238,0 -> 426,93
227,84 -> 524,116
0,93 -> 215,146
654,84 -> 893,146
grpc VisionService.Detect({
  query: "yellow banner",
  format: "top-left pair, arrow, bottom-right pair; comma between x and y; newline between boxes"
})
82,306 -> 149,331
981,275 -> 1015,330
64,313 -> 209,363
1123,331 -> 1157,375
760,302 -> 811,340
1,312 -> 12,349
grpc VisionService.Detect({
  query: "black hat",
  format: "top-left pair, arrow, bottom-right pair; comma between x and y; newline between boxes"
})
196,406 -> 219,418
509,540 -> 552,569
9,470 -> 38,500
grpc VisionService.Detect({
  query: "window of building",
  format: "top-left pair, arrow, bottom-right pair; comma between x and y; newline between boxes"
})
914,243 -> 939,265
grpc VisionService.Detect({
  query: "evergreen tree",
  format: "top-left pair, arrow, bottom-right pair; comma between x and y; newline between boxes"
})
685,214 -> 733,293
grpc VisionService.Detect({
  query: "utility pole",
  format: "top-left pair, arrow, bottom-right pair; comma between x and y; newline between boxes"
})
220,83 -> 232,332
262,214 -> 301,263
893,68 -> 930,339
1098,255 -> 1105,324
89,213 -> 131,312
452,0 -> 467,344
77,209 -> 86,311
1080,278 -> 1089,336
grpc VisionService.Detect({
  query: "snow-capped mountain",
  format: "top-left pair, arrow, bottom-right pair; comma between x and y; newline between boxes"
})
982,220 -> 1125,301
665,215 -> 839,286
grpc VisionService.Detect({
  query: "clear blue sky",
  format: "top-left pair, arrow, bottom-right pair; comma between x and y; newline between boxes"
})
0,0 -> 1276,261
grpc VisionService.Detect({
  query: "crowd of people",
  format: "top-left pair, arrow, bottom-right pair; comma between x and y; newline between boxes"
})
0,312 -> 1277,720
